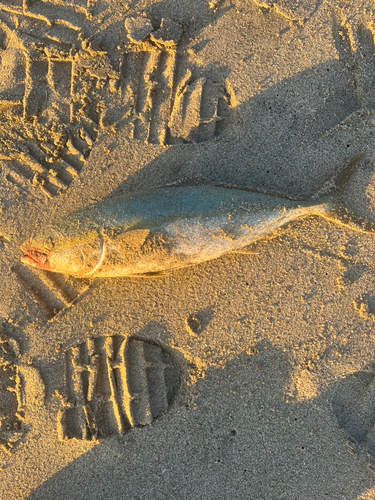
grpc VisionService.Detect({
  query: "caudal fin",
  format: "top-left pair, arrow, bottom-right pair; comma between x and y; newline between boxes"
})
318,154 -> 375,234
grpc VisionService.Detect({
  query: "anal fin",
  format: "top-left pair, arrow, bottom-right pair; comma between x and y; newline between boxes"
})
130,270 -> 172,278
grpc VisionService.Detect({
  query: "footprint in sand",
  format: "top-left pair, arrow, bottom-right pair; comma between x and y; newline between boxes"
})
0,332 -> 45,453
58,336 -> 180,441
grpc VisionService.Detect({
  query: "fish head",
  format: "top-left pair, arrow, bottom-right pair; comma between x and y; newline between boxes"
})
21,223 -> 103,276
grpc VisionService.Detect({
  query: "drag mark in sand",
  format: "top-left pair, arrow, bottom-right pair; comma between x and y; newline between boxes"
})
58,336 -> 179,440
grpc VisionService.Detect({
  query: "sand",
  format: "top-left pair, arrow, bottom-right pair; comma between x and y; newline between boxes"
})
1,0 -> 375,498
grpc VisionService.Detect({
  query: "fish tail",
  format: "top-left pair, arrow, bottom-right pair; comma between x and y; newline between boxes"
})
314,155 -> 375,233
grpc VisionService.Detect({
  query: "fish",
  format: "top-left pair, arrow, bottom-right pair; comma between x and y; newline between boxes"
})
20,158 -> 371,278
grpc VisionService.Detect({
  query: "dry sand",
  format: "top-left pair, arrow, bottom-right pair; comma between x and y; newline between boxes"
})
1,0 -> 375,498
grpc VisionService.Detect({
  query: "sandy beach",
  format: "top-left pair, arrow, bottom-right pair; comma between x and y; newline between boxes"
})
1,0 -> 375,498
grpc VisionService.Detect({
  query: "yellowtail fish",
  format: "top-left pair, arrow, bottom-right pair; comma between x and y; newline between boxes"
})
20,162 -> 369,278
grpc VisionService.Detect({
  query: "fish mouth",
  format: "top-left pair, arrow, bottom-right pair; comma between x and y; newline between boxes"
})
20,243 -> 52,270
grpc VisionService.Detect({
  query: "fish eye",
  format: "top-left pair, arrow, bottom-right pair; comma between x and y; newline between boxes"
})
43,237 -> 54,251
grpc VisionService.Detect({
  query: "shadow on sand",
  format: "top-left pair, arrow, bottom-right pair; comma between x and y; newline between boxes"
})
27,342 -> 375,500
